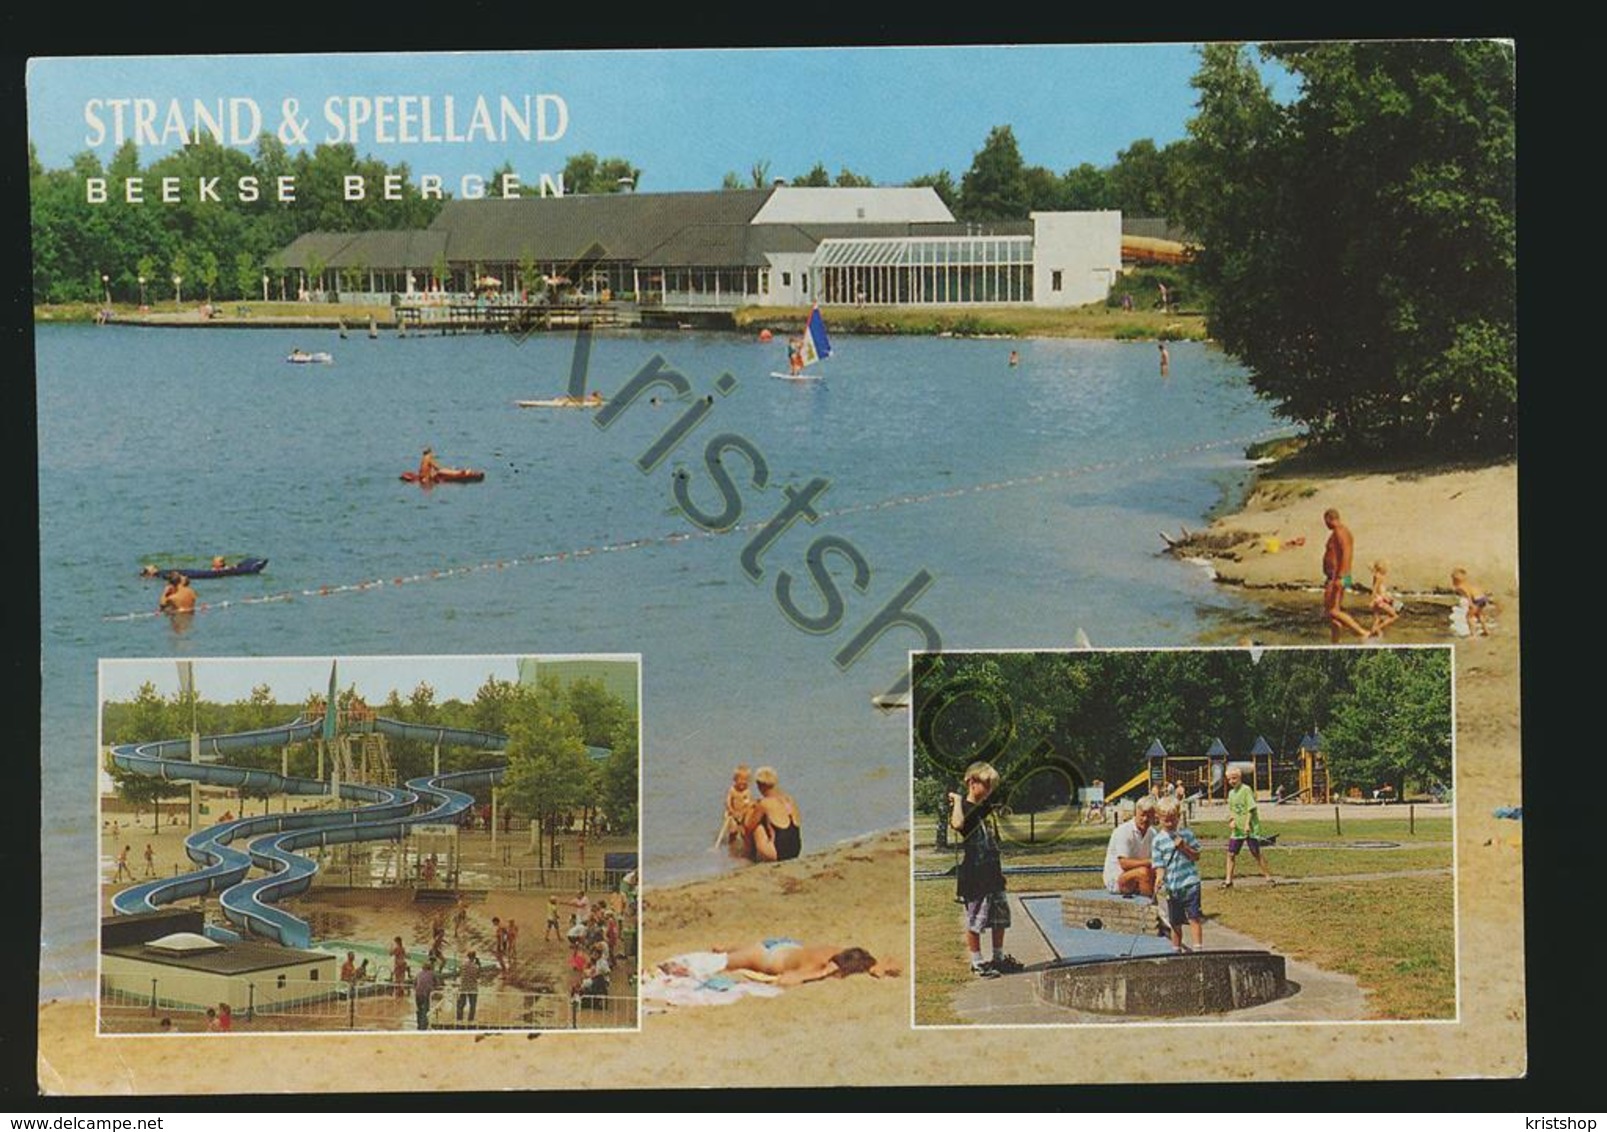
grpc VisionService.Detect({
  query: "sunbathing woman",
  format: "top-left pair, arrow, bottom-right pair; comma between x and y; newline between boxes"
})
709,940 -> 900,985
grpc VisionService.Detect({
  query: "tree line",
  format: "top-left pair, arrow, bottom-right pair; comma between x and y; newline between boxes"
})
912,648 -> 1452,814
102,673 -> 639,839
35,42 -> 1514,455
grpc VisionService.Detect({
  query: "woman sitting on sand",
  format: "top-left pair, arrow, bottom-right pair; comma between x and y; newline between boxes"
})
697,940 -> 901,986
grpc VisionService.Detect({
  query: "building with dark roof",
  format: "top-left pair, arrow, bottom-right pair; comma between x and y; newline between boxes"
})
269,186 -> 1122,311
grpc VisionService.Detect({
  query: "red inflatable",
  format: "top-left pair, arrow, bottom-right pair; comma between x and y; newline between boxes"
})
400,469 -> 485,484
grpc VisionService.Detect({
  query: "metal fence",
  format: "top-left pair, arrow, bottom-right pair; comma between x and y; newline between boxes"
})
100,974 -> 638,1032
307,862 -> 632,896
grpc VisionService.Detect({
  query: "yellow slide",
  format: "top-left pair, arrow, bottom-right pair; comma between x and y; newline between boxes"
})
1102,768 -> 1151,805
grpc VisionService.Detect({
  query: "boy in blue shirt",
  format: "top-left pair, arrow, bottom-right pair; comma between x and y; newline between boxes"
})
1152,796 -> 1204,952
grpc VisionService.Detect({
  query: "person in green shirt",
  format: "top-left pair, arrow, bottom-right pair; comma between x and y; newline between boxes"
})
1222,766 -> 1276,889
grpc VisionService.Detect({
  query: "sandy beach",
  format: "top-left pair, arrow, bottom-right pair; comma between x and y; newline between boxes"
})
38,458 -> 1524,1094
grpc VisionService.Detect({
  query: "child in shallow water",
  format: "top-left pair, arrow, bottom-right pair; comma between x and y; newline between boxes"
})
1367,559 -> 1401,637
721,764 -> 753,857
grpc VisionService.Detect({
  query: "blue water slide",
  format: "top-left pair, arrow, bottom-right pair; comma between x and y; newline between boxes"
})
110,714 -> 512,948
110,722 -> 419,918
374,716 -> 610,762
374,717 -> 507,750
223,768 -> 504,947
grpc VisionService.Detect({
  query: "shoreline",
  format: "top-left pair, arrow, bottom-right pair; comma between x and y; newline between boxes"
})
1168,452 -> 1518,638
35,455 -> 1524,1093
35,303 -> 1209,341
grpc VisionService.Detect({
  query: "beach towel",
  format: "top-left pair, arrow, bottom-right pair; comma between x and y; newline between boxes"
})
640,952 -> 786,1007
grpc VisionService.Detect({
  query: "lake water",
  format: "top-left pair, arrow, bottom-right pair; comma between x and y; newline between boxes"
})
36,322 -> 1284,998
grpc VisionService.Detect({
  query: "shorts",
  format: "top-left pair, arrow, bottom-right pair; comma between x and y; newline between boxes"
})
1227,836 -> 1267,857
963,892 -> 1011,935
1165,885 -> 1203,926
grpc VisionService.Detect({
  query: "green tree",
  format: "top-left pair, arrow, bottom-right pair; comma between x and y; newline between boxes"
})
104,682 -> 174,745
1020,165 -> 1064,211
562,153 -> 642,194
234,251 -> 260,301
1322,650 -> 1452,796
500,678 -> 596,866
566,678 -> 631,750
304,250 -> 326,297
791,162 -> 831,187
1060,163 -> 1113,210
1108,138 -> 1190,218
957,126 -> 1029,221
600,717 -> 639,833
197,249 -> 220,301
103,683 -> 187,827
1178,41 -> 1516,453
470,675 -> 520,738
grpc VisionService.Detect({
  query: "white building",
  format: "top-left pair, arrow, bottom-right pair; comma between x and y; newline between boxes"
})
271,186 -> 1124,312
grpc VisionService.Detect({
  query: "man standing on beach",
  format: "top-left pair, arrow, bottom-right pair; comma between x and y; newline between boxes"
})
1322,508 -> 1371,642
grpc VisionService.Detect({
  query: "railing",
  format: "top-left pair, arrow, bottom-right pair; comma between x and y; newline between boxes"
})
100,974 -> 638,1032
306,862 -> 634,897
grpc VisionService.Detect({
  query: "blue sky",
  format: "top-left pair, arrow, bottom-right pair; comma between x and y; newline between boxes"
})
26,45 -> 1299,191
100,655 -> 527,707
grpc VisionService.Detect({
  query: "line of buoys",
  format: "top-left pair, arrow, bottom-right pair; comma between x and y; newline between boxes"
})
103,430 -> 1283,623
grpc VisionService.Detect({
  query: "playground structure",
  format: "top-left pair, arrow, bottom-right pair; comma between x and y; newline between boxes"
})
1102,731 -> 1331,806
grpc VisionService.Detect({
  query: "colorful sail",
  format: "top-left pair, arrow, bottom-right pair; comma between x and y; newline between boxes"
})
798,305 -> 832,369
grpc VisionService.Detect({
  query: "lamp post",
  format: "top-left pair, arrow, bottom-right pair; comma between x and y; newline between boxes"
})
137,275 -> 146,307
173,275 -> 182,305
262,272 -> 269,303
101,273 -> 110,306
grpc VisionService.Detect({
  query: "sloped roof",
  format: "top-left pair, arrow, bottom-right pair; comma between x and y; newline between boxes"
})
428,189 -> 776,264
1145,739 -> 1168,760
269,230 -> 448,271
1206,737 -> 1231,758
269,232 -> 361,269
752,185 -> 954,224
1250,736 -> 1274,757
637,223 -> 769,268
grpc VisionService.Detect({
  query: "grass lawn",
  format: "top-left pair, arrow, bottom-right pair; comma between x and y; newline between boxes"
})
732,303 -> 1208,341
912,815 -> 1455,1024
